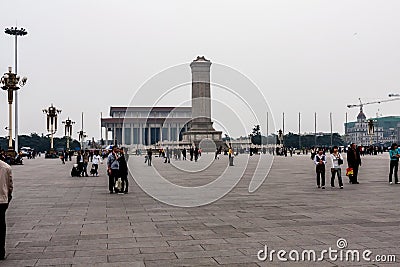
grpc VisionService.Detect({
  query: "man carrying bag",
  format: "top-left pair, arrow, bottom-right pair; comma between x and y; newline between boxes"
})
347,143 -> 362,184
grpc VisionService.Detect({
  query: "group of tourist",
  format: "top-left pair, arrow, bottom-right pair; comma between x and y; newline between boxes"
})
75,150 -> 102,177
313,143 -> 362,189
107,146 -> 129,194
0,150 -> 24,165
313,142 -> 400,188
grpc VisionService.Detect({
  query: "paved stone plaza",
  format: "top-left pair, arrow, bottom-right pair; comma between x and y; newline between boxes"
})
3,153 -> 400,266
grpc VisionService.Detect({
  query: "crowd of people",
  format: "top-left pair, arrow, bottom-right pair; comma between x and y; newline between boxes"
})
61,146 -> 129,194
73,150 -> 103,177
144,145 -> 205,166
143,145 -> 236,166
312,143 -> 362,189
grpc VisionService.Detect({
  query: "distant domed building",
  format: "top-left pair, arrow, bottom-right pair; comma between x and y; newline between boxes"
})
345,107 -> 400,146
357,109 -> 366,121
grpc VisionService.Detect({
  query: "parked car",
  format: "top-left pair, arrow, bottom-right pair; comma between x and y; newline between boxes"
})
20,147 -> 33,157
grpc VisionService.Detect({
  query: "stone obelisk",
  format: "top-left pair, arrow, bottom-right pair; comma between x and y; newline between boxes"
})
183,56 -> 222,148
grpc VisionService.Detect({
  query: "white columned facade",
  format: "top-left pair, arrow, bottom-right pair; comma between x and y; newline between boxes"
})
147,125 -> 151,145
113,124 -> 116,145
122,124 -> 125,146
131,124 -> 134,145
139,123 -> 142,145
105,125 -> 108,145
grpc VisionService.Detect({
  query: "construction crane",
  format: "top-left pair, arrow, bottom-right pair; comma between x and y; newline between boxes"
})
389,93 -> 400,97
347,97 -> 400,113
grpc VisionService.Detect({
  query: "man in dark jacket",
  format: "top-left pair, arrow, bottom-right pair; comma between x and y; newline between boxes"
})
347,143 -> 362,184
107,146 -> 120,193
314,149 -> 326,189
76,151 -> 84,177
118,149 -> 129,194
147,149 -> 152,166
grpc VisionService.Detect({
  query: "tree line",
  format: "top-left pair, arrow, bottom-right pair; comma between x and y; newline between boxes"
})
249,125 -> 345,148
0,133 -> 81,152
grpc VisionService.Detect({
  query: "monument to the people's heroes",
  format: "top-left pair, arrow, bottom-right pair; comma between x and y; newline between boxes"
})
182,56 -> 223,149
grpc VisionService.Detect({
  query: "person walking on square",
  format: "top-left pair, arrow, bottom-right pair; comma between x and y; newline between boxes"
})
82,151 -> 89,177
189,146 -> 194,161
60,152 -> 65,164
164,147 -> 170,163
215,148 -> 220,160
228,146 -> 234,166
76,151 -> 84,177
107,146 -> 120,194
330,146 -> 344,189
182,147 -> 187,160
147,148 -> 152,166
388,143 -> 400,185
194,146 -> 199,162
0,159 -> 13,260
347,143 -> 362,184
314,149 -> 326,189
92,150 -> 102,176
118,149 -> 129,193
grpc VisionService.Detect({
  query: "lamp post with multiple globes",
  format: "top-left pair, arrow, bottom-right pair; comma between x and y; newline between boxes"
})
62,118 -> 75,152
5,26 -> 28,153
43,104 -> 61,157
0,66 -> 27,157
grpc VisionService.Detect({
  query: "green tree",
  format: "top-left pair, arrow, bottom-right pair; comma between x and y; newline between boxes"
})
1,133 -> 81,152
250,125 -> 261,145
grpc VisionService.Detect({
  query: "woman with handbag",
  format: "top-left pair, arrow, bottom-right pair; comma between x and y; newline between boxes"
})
330,146 -> 344,189
389,143 -> 400,185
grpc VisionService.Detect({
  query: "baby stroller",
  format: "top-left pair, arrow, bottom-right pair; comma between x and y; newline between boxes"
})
71,164 -> 80,177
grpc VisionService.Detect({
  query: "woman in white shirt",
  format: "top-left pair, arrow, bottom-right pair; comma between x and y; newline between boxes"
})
92,150 -> 102,176
330,146 -> 344,189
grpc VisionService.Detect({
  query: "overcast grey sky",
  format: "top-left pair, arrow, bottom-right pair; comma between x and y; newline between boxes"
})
1,0 -> 400,140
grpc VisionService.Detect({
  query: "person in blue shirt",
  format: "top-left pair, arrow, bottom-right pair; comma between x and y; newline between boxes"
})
389,143 -> 400,185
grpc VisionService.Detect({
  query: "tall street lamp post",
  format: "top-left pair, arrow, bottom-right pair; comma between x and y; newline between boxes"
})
62,118 -> 75,152
5,27 -> 28,153
78,112 -> 86,151
1,67 -> 27,157
43,104 -> 61,157
278,129 -> 283,148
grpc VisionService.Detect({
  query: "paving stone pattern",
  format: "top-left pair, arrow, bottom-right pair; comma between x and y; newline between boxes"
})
3,153 -> 399,266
